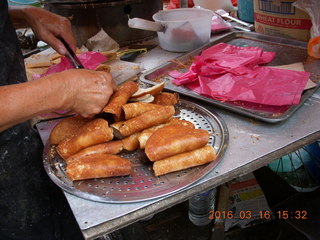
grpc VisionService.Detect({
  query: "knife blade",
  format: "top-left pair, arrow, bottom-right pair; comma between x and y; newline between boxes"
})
58,36 -> 85,69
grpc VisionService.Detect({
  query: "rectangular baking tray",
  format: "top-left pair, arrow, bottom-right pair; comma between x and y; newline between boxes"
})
140,31 -> 320,123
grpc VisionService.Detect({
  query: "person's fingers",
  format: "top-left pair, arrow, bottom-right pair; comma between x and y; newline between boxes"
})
80,112 -> 96,119
44,34 -> 76,56
51,69 -> 117,116
111,78 -> 117,91
46,33 -> 67,55
100,72 -> 118,91
59,33 -> 77,53
57,19 -> 77,53
35,17 -> 76,54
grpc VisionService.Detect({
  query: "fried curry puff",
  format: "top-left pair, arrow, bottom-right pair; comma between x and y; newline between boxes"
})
65,140 -> 123,164
49,115 -> 91,145
145,124 -> 210,162
57,118 -> 113,159
138,118 -> 194,149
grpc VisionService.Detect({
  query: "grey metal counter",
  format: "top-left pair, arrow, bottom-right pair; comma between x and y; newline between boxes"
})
20,34 -> 313,238
68,91 -> 320,239
52,43 -> 320,239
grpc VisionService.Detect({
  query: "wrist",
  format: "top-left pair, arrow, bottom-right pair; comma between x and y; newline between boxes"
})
45,73 -> 74,111
8,5 -> 32,28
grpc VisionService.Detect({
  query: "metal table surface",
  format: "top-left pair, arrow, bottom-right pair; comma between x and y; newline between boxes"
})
41,38 -> 320,240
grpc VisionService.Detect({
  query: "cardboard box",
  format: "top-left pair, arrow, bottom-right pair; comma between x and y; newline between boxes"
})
254,0 -> 312,41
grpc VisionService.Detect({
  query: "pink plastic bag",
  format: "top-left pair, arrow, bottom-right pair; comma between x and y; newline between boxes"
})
170,43 -> 310,106
33,51 -> 107,80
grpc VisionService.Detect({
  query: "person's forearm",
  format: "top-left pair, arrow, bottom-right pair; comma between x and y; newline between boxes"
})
0,76 -> 69,132
8,5 -> 31,29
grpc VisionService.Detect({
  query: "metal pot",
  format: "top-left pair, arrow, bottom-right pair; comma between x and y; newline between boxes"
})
44,0 -> 162,47
128,8 -> 213,52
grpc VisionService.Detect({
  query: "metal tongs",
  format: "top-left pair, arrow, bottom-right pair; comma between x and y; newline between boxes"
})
58,36 -> 84,69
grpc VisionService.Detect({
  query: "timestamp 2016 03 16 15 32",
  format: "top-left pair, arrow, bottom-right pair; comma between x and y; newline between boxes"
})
209,210 -> 308,220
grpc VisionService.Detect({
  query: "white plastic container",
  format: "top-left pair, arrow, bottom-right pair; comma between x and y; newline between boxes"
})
128,8 -> 213,52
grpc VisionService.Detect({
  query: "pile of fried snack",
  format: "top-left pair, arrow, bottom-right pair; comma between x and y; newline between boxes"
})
49,81 -> 216,181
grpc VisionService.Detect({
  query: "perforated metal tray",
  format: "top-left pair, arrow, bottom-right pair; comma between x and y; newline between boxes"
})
43,99 -> 228,203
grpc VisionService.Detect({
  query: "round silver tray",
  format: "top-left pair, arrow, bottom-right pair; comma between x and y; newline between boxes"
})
43,99 -> 229,203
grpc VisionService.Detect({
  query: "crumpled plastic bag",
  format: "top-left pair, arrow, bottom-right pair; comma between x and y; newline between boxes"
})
33,51 -> 107,79
293,0 -> 320,38
293,0 -> 320,59
211,14 -> 232,33
86,28 -> 119,52
169,43 -> 310,106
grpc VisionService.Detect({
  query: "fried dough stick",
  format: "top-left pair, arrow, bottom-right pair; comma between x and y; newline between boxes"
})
111,105 -> 175,138
122,102 -> 164,120
153,145 -> 216,176
122,133 -> 140,151
66,153 -> 132,181
152,92 -> 179,105
102,81 -> 138,120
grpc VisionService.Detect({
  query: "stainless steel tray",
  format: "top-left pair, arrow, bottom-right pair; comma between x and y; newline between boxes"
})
140,31 -> 320,123
42,99 -> 228,203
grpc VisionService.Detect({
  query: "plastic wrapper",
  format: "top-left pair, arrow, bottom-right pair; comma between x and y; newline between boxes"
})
293,0 -> 319,38
33,51 -> 107,79
86,28 -> 119,52
211,14 -> 232,33
169,43 -> 310,106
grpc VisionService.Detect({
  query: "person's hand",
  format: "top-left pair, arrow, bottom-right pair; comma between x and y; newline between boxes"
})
48,69 -> 117,118
17,6 -> 76,55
